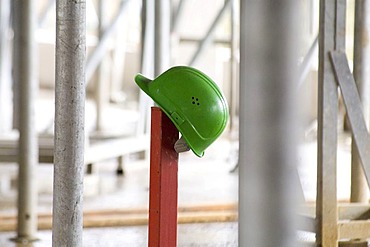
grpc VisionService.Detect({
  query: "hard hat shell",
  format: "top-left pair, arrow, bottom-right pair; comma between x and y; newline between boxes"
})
135,66 -> 229,157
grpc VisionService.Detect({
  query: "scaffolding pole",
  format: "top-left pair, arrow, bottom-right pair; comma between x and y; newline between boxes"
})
154,0 -> 171,76
95,0 -> 109,132
350,0 -> 370,203
137,0 -> 155,136
12,0 -> 39,242
0,0 -> 11,133
239,0 -> 300,246
52,0 -> 86,246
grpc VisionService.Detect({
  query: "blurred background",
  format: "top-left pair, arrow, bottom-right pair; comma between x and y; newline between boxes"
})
0,0 -> 357,246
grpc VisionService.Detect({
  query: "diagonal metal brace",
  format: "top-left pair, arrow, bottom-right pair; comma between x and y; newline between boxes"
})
329,50 -> 370,188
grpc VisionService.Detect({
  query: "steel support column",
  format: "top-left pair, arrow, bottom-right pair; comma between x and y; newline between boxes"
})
52,0 -> 86,246
239,1 -> 299,246
350,0 -> 370,203
12,0 -> 38,242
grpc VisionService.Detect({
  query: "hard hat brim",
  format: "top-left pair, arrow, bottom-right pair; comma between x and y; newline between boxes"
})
135,73 -> 152,95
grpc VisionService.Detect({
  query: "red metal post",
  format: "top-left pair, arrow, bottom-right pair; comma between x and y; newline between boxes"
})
148,107 -> 179,247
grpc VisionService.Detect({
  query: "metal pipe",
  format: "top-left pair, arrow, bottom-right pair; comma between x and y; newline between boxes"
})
188,0 -> 231,67
53,0 -> 86,246
85,0 -> 130,83
0,0 -> 11,133
229,0 -> 238,132
38,0 -> 54,28
12,0 -> 39,242
298,35 -> 318,88
171,0 -> 185,33
351,0 -> 370,203
239,1 -> 300,246
95,0 -> 109,132
11,0 -> 19,131
137,0 -> 155,136
154,0 -> 171,76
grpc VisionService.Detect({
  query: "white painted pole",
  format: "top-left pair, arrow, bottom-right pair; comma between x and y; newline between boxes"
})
13,0 -> 39,242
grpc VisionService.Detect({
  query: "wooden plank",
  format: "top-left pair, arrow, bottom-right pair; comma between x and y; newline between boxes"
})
316,0 -> 346,245
0,204 -> 238,232
330,51 -> 370,189
148,107 -> 179,247
338,220 -> 370,239
300,203 -> 370,220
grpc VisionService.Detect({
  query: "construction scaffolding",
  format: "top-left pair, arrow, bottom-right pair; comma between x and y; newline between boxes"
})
6,0 -> 370,246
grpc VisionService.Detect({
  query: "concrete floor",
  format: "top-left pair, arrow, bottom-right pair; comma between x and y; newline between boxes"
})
0,133 -> 239,246
0,223 -> 238,247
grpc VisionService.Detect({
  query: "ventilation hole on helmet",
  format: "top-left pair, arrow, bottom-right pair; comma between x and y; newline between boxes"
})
196,98 -> 199,101
192,101 -> 195,104
197,103 -> 200,106
192,96 -> 195,99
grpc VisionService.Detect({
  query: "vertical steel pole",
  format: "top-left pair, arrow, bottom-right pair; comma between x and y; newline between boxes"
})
137,0 -> 154,136
12,0 -> 38,242
95,0 -> 108,132
154,0 -> 171,76
0,0 -> 11,133
239,1 -> 300,246
53,0 -> 86,246
229,0 -> 238,132
350,0 -> 370,203
316,0 -> 346,246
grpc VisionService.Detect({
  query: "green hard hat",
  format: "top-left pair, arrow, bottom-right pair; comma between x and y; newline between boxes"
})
135,66 -> 229,157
